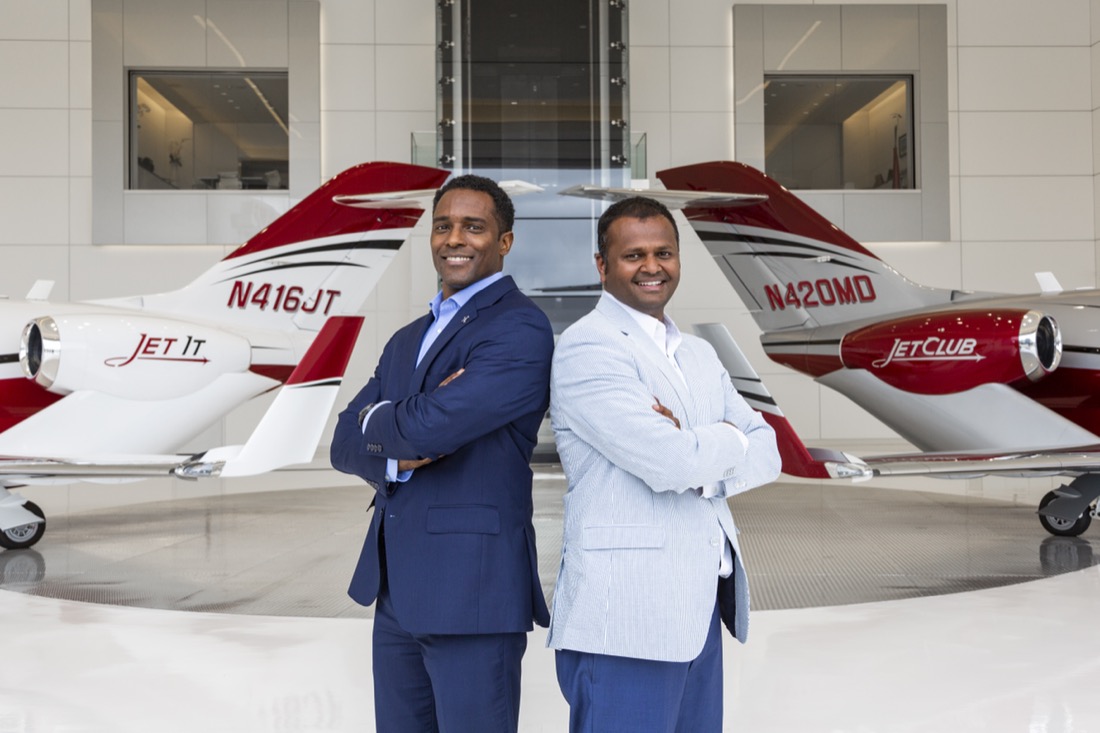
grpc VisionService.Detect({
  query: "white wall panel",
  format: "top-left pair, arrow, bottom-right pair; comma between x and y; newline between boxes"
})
630,47 -> 672,114
958,111 -> 1093,176
957,0 -> 1089,47
731,120 -> 764,171
0,178 -> 71,245
820,385 -> 903,440
70,0 -> 92,42
91,119 -> 123,243
289,120 -> 321,196
322,111 -> 377,179
375,45 -> 434,111
671,45 -> 732,112
121,0 -> 205,68
321,43 -> 375,111
0,0 -> 69,40
961,241 -> 1096,292
374,0 -> 433,47
0,110 -> 69,176
630,0 -> 670,46
70,109 -> 92,176
865,240 -> 962,290
68,244 -> 219,300
206,0 -> 289,68
669,0 -> 732,47
0,41 -> 70,108
70,176 -> 92,246
69,40 -> 91,109
205,194 -> 289,246
289,1 -> 321,123
320,0 -> 374,45
842,192 -> 924,242
960,176 -> 1094,242
957,47 -> 1091,112
761,4 -> 841,72
91,0 -> 122,122
841,5 -> 920,70
669,112 -> 733,167
795,191 -> 846,231
376,110 -> 433,163
764,372 -> 822,440
0,245 -> 70,301
123,193 -> 207,245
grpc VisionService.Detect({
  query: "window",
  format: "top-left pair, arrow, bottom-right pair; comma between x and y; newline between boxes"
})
764,75 -> 913,190
129,71 -> 289,191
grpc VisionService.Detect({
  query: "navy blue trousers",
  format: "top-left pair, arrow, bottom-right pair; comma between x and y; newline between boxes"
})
372,588 -> 527,733
555,602 -> 724,733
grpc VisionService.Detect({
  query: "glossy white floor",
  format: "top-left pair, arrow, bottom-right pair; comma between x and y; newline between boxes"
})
2,472 -> 1098,732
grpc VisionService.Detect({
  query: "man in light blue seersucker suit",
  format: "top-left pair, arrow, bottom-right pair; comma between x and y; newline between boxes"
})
548,196 -> 781,733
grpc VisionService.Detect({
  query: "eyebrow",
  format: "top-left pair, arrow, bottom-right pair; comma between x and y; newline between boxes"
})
432,215 -> 489,225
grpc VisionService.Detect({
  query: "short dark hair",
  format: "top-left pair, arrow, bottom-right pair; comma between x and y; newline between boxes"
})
432,174 -> 515,234
596,196 -> 678,260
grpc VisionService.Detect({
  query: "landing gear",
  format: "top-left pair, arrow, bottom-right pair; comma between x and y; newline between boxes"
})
0,500 -> 45,550
1038,491 -> 1093,537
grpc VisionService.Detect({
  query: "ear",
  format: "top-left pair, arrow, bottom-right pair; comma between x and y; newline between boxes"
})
498,231 -> 514,257
594,253 -> 607,284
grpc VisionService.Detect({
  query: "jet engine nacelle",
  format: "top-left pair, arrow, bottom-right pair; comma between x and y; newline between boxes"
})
19,314 -> 252,400
839,309 -> 1061,395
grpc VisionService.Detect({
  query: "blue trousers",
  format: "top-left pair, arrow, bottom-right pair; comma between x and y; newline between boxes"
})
555,603 -> 724,733
372,588 -> 527,733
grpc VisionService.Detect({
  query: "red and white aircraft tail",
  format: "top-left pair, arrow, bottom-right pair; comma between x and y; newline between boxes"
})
655,161 -> 958,333
0,161 -> 450,548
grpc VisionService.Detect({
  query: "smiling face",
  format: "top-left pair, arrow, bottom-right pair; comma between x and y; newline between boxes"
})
596,215 -> 681,320
430,188 -> 514,299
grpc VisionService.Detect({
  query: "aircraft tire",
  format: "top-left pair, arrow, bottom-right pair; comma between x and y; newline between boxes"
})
0,501 -> 46,550
1038,491 -> 1092,538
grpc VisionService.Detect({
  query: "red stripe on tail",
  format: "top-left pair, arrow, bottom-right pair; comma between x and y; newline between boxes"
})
656,161 -> 879,260
759,411 -> 832,479
285,316 -> 364,386
228,162 -> 449,259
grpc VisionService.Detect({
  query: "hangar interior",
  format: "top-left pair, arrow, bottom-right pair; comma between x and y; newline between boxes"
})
3,0 -> 1100,730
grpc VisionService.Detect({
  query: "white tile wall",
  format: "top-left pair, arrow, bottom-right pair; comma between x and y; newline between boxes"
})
669,112 -> 733,167
320,0 -> 375,45
957,47 -> 1092,112
0,0 -> 69,40
322,111 -> 377,178
321,43 -> 376,111
669,0 -> 732,47
841,192 -> 924,242
0,41 -> 70,107
205,193 -> 290,246
671,45 -> 732,113
630,111 -> 671,176
961,241 -> 1096,293
70,109 -> 92,176
70,176 -> 92,246
375,110 -> 434,163
206,0 -> 289,68
957,0 -> 1089,47
865,240 -> 962,290
0,178 -> 71,245
629,46 -> 672,113
375,45 -> 434,111
630,0 -> 670,47
958,111 -> 1093,176
123,193 -> 208,244
121,0 -> 206,68
70,0 -> 92,42
0,245 -> 70,301
0,110 -> 70,176
374,0 -> 433,47
959,176 -> 1095,242
69,40 -> 92,109
68,244 -> 220,300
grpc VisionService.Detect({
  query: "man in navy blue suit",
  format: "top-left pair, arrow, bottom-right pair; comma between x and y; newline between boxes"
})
331,174 -> 553,733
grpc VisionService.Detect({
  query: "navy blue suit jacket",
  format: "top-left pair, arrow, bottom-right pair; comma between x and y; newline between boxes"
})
331,276 -> 553,635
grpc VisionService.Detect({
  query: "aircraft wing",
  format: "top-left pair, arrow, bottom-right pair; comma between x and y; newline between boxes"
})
0,315 -> 363,483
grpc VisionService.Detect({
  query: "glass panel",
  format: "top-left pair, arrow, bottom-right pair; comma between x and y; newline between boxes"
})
130,71 -> 289,191
764,75 -> 913,190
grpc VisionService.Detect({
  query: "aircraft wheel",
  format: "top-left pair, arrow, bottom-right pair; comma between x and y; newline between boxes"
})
1038,491 -> 1092,538
0,501 -> 46,550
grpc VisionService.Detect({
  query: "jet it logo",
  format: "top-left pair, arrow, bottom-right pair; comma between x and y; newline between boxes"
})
105,334 -> 208,367
872,337 -> 982,368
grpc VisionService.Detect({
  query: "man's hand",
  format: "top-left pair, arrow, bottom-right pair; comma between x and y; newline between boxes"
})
397,369 -> 466,472
652,397 -> 681,430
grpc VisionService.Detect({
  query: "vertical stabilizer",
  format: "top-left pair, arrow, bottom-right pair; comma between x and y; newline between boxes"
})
657,162 -> 952,332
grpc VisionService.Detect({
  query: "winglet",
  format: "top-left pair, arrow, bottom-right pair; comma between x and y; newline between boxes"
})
179,316 -> 364,478
692,323 -> 872,481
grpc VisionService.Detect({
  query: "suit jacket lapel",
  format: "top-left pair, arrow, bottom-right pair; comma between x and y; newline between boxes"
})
410,276 -> 516,391
594,295 -> 694,416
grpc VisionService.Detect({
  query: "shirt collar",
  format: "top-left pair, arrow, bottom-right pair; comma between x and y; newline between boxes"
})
601,290 -> 682,357
428,271 -> 506,319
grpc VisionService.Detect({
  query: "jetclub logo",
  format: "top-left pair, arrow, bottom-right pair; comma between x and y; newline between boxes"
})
871,336 -> 982,368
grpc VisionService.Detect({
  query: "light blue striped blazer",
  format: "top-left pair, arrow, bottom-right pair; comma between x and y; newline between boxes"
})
547,294 -> 780,662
